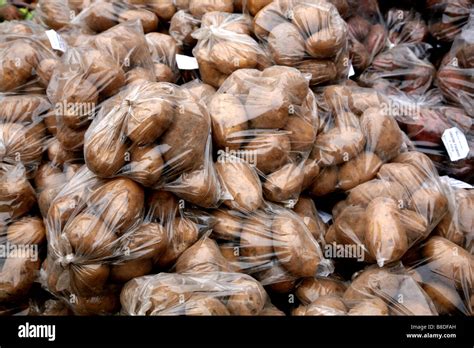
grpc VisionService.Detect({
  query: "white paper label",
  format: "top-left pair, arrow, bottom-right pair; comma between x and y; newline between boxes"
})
318,211 -> 332,224
45,30 -> 67,52
441,127 -> 470,162
176,54 -> 199,70
440,176 -> 473,189
348,64 -> 355,77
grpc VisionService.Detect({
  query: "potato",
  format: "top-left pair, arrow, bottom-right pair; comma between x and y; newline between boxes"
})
244,132 -> 291,174
263,163 -> 304,203
296,277 -> 346,305
128,145 -> 164,187
146,190 -> 179,222
209,94 -> 248,150
377,163 -> 428,196
359,107 -> 403,160
7,216 -> 45,246
84,2 -> 117,32
88,178 -> 145,236
240,215 -> 274,269
422,281 -> 466,315
247,0 -> 272,16
126,222 -> 168,259
0,95 -> 50,123
0,122 -> 45,165
185,295 -> 230,316
295,60 -> 338,86
73,290 -> 119,316
302,159 -> 320,189
293,197 -> 327,241
245,87 -> 289,129
183,82 -> 215,104
211,210 -> 242,241
155,217 -> 199,268
0,40 -> 38,92
398,209 -> 429,245
38,0 -> 71,30
37,58 -> 59,87
343,267 -> 400,302
126,67 -> 156,85
262,66 -> 309,105
348,298 -> 388,315
69,263 -> 110,296
409,188 -> 448,227
119,9 -> 159,33
55,125 -> 86,151
294,295 -> 347,316
195,52 -> 228,88
365,197 -> 408,266
154,63 -> 175,83
422,236 -> 473,289
169,166 -> 221,208
255,259 -> 296,294
311,127 -> 365,167
110,259 -> 153,283
393,151 -> 437,176
169,10 -> 199,47
64,213 -> 117,258
210,41 -> 259,75
34,163 -> 66,191
216,160 -> 263,212
346,179 -> 406,207
0,255 -> 40,302
268,22 -> 305,66
337,152 -> 382,191
325,225 -> 337,244
47,139 -> 80,165
272,211 -> 326,277
175,238 -> 230,273
226,277 -> 266,315
308,166 -> 338,197
189,0 -> 233,18
219,242 -> 242,272
284,116 -> 317,153
0,165 -> 36,220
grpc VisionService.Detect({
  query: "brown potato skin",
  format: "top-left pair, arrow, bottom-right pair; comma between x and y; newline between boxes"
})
337,152 -> 383,191
263,163 -> 304,203
0,166 -> 36,220
211,210 -> 242,241
409,188 -> 448,228
296,277 -> 346,305
119,9 -> 159,33
69,263 -> 111,296
129,145 -> 164,187
0,256 -> 41,302
175,238 -> 231,274
243,133 -> 291,174
185,295 -> 230,316
239,215 -> 274,269
216,160 -> 263,212
226,277 -> 266,316
110,259 -> 153,283
7,216 -> 46,245
308,166 -> 339,197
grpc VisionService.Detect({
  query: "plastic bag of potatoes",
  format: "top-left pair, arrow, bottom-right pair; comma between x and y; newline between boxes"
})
145,32 -> 181,83
192,11 -> 271,88
437,15 -> 474,116
423,0 -> 472,43
293,264 -> 444,315
252,0 -> 350,86
210,66 -> 319,205
358,42 -> 436,96
0,163 -> 46,309
120,271 -> 283,316
47,20 -> 155,152
328,151 -> 451,267
306,84 -> 406,197
43,166 -> 217,314
83,80 -> 223,209
169,9 -> 201,49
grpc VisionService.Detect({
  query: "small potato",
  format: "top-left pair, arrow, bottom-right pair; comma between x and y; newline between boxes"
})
216,160 -> 263,212
226,277 -> 266,315
295,60 -> 338,86
243,132 -> 291,174
360,107 -> 403,161
343,267 -> 400,302
302,159 -> 320,189
175,238 -> 231,273
155,217 -> 199,268
185,295 -> 230,316
129,145 -> 164,187
294,295 -> 347,316
47,139 -> 80,165
268,22 -> 305,66
284,115 -> 317,153
308,166 -> 338,197
240,215 -> 274,269
7,216 -> 46,246
365,197 -> 408,266
69,263 -> 110,296
399,209 -> 429,245
146,190 -> 179,222
34,163 -> 66,191
126,97 -> 174,146
88,178 -> 145,236
84,2 -> 117,32
209,94 -> 248,150
311,127 -> 365,167
211,210 -> 242,241
110,259 -> 153,283
195,53 -> 228,88
0,40 -> 37,92
263,163 -> 304,203
305,26 -> 346,59
126,67 -> 156,85
0,256 -> 40,302
64,213 -> 117,258
337,152 -> 382,191
293,197 -> 327,241
377,163 -> 428,196
296,277 -> 347,305
73,291 -> 119,316
245,87 -> 289,129
210,41 -> 258,75
346,179 -> 406,207
348,298 -> 388,315
189,0 -> 233,18
422,281 -> 466,315
154,63 -> 175,83
119,9 -> 159,33
126,222 -> 168,259
409,188 -> 448,227
0,166 -> 36,220
37,58 -> 59,87
55,125 -> 86,151
272,211 -> 325,277
255,259 -> 296,294
262,66 -> 309,105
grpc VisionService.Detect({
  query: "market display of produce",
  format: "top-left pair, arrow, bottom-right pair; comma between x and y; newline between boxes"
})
0,0 -> 472,317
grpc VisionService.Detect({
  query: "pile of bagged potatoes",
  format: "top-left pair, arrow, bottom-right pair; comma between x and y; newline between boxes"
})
0,0 -> 472,316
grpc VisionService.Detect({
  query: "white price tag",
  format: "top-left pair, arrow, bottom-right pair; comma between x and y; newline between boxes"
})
440,176 -> 473,189
318,211 -> 332,224
441,127 -> 469,162
176,54 -> 199,70
45,30 -> 67,52
348,64 -> 355,77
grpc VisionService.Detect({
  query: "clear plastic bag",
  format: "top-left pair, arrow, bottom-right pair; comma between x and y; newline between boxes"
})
169,10 -> 201,49
437,15 -> 474,116
145,33 -> 180,83
210,66 -> 318,205
192,11 -> 270,88
120,271 -> 275,315
252,0 -> 349,85
386,8 -> 429,47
